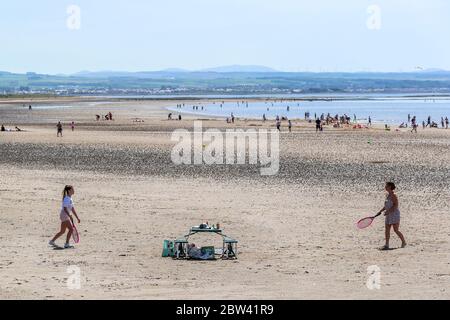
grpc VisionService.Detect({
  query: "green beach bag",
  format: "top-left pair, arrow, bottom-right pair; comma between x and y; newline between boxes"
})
162,240 -> 175,257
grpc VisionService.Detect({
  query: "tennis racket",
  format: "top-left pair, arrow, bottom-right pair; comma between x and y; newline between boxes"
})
69,216 -> 80,244
356,211 -> 382,229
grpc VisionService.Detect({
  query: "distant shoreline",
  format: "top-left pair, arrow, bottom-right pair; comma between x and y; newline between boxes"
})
1,93 -> 450,103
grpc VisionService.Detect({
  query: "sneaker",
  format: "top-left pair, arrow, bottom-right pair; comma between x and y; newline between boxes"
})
64,243 -> 73,249
49,240 -> 56,247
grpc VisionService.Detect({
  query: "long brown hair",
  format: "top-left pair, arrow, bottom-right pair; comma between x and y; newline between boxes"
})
62,185 -> 73,200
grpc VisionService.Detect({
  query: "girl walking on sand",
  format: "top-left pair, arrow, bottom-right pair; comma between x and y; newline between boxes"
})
49,186 -> 81,248
379,182 -> 406,250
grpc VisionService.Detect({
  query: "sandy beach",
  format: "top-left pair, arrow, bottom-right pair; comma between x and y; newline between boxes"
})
1,98 -> 449,300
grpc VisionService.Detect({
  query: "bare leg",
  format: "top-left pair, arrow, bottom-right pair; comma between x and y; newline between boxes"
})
66,224 -> 74,244
393,223 -> 407,247
51,222 -> 68,242
385,224 -> 392,248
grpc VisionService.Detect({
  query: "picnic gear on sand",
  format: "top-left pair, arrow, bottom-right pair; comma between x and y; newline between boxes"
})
162,223 -> 238,260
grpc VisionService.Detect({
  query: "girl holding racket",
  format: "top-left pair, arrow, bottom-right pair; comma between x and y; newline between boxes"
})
379,182 -> 406,250
49,185 -> 81,248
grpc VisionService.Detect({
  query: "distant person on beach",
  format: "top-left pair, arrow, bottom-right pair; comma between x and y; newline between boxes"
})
262,114 -> 266,122
49,185 -> 81,249
71,121 -> 75,132
422,120 -> 426,129
29,105 -> 32,111
288,120 -> 292,132
276,119 -> 281,131
411,117 -> 418,133
56,122 -> 63,137
446,117 -> 449,129
15,126 -> 22,132
441,117 -> 445,129
96,115 -> 100,121
427,116 -> 431,128
368,116 -> 372,126
168,113 -> 172,120
315,118 -> 321,132
1,124 -> 5,132
178,115 -> 182,121
378,182 -> 407,250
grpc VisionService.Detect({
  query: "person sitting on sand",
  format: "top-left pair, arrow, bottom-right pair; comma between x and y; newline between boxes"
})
49,185 -> 81,249
15,126 -> 23,132
1,124 -> 5,132
168,113 -> 173,120
178,115 -> 182,121
96,115 -> 100,121
378,182 -> 406,250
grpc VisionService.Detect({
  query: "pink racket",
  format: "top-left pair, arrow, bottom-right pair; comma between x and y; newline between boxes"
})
70,217 -> 80,244
357,212 -> 382,229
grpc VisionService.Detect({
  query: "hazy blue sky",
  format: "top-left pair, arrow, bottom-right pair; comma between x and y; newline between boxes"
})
0,0 -> 449,74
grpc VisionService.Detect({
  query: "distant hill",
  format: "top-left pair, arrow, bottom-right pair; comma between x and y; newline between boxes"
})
200,65 -> 279,73
72,65 -> 279,77
2,69 -> 450,95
